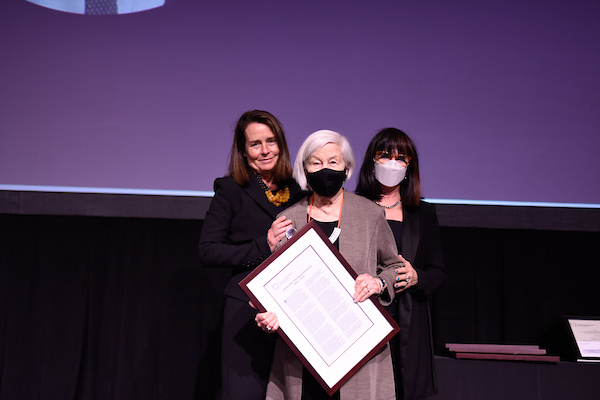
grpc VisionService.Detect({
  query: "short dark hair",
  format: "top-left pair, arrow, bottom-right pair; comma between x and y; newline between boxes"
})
356,128 -> 421,207
228,110 -> 293,186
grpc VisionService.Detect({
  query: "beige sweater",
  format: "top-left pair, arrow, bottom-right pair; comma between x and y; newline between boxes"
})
267,190 -> 400,400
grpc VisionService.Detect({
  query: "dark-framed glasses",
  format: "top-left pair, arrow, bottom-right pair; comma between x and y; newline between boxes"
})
374,151 -> 411,166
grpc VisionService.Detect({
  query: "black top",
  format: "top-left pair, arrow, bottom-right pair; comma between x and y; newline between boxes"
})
387,219 -> 403,253
312,219 -> 339,249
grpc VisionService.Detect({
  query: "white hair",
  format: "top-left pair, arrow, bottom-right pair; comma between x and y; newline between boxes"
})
293,130 -> 355,190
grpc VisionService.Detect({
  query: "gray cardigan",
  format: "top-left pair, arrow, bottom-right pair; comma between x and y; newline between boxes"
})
267,190 -> 400,400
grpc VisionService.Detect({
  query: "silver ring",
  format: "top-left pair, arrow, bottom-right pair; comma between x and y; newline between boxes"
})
406,276 -> 410,283
266,326 -> 271,331
285,228 -> 297,239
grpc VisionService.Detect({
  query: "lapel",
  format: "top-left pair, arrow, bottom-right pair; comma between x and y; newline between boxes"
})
338,190 -> 359,266
398,205 -> 420,371
242,175 -> 304,220
338,190 -> 351,260
241,175 -> 280,220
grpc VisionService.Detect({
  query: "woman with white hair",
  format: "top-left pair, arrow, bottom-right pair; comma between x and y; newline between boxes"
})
256,130 -> 401,400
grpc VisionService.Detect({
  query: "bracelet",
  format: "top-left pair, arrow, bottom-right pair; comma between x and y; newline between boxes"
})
377,277 -> 386,295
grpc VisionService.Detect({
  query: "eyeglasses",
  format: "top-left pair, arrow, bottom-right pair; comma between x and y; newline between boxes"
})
374,151 -> 411,166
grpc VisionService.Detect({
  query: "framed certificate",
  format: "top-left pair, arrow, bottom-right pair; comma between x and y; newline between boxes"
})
239,220 -> 400,395
564,316 -> 600,362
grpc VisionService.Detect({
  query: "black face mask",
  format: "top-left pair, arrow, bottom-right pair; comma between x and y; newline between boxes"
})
306,168 -> 347,197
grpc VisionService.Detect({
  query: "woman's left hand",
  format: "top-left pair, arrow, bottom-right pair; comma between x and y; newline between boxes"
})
353,273 -> 380,303
251,301 -> 280,333
394,254 -> 418,293
256,310 -> 279,332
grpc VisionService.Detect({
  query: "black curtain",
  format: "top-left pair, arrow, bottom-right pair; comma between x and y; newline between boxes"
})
433,226 -> 600,358
0,214 -> 230,400
1,214 -> 599,399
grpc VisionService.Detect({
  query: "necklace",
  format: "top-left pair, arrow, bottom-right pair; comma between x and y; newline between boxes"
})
374,198 -> 401,209
256,174 -> 290,207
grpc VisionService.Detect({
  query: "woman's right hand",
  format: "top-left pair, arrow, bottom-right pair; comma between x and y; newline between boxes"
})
255,310 -> 279,332
267,216 -> 293,252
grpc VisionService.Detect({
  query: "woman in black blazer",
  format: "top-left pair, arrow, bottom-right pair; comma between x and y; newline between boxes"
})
199,110 -> 304,400
356,128 -> 447,400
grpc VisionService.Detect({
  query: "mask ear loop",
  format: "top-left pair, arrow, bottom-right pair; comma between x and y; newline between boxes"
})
304,167 -> 310,190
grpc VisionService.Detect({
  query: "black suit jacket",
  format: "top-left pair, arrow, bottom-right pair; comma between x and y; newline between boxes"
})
397,201 -> 447,400
199,175 -> 304,301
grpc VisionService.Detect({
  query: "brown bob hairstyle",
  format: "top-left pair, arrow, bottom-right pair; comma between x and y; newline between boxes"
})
228,110 -> 293,186
356,127 -> 421,207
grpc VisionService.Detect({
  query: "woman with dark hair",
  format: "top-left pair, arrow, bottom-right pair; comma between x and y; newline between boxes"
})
356,128 -> 447,400
199,110 -> 305,400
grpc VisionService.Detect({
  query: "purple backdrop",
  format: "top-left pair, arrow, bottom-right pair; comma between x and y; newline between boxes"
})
1,0 -> 599,205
